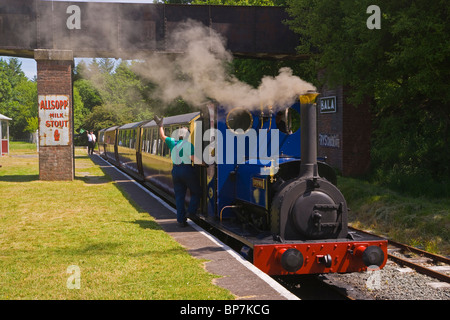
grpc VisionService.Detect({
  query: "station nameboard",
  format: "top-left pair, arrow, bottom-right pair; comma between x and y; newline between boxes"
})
39,95 -> 71,146
319,96 -> 337,113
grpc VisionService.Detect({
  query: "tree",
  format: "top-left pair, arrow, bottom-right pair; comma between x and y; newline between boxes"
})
191,0 -> 286,5
286,0 -> 450,195
25,117 -> 38,134
74,79 -> 103,111
0,58 -> 37,140
82,105 -> 127,133
73,86 -> 89,135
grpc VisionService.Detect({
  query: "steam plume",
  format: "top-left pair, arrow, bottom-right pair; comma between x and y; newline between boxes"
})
133,20 -> 316,110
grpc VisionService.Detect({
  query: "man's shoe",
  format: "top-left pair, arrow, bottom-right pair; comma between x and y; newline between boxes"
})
177,221 -> 187,228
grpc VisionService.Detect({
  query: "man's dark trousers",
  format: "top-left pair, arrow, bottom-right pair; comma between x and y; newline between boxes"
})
172,164 -> 201,223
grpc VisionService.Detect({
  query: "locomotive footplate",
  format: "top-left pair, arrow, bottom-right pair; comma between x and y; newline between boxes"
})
196,215 -> 388,275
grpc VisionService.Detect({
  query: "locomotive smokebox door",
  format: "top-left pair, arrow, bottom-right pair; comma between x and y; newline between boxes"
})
272,178 -> 348,240
292,190 -> 342,239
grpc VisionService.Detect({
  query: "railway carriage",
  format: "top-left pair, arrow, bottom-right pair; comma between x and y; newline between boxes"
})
99,93 -> 388,275
140,112 -> 201,203
116,121 -> 149,177
103,125 -> 120,165
97,128 -> 106,156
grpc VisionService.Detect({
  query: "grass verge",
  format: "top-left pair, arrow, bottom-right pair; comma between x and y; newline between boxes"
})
339,176 -> 449,255
0,142 -> 234,300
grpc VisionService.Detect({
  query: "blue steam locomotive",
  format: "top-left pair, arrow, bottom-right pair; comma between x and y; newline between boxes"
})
98,92 -> 387,275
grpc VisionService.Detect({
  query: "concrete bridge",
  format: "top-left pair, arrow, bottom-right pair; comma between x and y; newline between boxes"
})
0,0 -> 303,60
0,1 -> 304,180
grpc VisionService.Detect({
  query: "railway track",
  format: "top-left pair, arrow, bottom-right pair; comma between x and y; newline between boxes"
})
278,228 -> 450,300
349,227 -> 450,284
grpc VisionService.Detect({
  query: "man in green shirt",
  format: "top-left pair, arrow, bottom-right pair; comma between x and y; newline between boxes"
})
155,115 -> 201,228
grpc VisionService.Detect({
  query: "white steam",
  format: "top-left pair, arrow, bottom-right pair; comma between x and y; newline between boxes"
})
133,20 -> 316,110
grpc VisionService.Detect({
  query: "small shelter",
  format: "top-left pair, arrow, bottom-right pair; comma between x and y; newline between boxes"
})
0,113 -> 12,156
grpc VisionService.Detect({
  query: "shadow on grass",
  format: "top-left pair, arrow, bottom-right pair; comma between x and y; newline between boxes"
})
75,174 -> 111,185
132,219 -> 161,230
75,154 -> 91,160
59,240 -> 187,258
0,174 -> 40,182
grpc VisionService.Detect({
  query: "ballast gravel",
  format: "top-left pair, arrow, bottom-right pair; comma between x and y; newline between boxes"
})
327,261 -> 450,300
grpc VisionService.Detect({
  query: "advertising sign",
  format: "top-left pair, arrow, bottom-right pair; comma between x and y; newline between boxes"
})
39,95 -> 71,146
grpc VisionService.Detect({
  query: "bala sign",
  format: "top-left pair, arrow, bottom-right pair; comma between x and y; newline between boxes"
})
39,95 -> 71,146
319,96 -> 337,113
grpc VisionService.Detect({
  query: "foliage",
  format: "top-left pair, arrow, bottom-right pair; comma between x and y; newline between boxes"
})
73,59 -> 159,139
82,105 -> 128,133
162,0 -> 287,3
191,0 -> 285,5
339,176 -> 449,255
25,117 -> 38,133
232,58 -> 315,88
73,79 -> 103,111
0,58 -> 37,140
286,0 -> 450,196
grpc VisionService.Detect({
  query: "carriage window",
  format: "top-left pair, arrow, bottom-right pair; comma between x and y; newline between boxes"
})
129,130 -> 132,148
157,138 -> 162,156
149,130 -> 152,154
152,139 -> 157,154
141,129 -> 146,152
163,127 -> 170,157
130,130 -> 134,148
118,131 -> 123,146
226,108 -> 253,133
152,129 -> 157,154
143,129 -> 151,153
146,130 -> 151,153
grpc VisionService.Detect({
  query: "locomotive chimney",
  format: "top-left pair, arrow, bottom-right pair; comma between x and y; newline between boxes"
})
299,91 -> 320,180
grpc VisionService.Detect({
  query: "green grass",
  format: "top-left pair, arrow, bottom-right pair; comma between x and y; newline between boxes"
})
339,176 -> 450,255
0,142 -> 234,300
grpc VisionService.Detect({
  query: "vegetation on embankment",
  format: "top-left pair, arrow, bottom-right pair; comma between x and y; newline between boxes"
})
339,176 -> 449,255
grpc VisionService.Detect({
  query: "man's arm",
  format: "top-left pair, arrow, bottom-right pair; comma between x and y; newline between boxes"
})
154,115 -> 167,141
159,125 -> 167,141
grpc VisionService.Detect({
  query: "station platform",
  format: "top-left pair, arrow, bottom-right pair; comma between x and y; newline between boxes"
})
92,154 -> 298,300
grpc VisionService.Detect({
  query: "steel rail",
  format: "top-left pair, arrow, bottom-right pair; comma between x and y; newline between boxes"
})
348,227 -> 450,283
386,238 -> 450,265
387,253 -> 450,283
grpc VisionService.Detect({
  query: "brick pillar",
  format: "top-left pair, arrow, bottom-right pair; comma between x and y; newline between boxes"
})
35,49 -> 74,181
317,84 -> 371,176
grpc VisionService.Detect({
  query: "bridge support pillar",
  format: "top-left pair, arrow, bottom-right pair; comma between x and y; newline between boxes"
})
34,49 -> 74,181
317,84 -> 372,176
